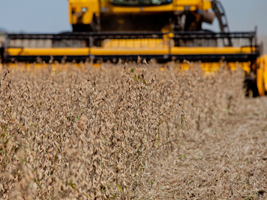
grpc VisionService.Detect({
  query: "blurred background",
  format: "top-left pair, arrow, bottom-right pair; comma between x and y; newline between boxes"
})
0,0 -> 266,51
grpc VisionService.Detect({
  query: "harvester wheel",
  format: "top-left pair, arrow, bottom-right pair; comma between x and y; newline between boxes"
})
245,80 -> 258,98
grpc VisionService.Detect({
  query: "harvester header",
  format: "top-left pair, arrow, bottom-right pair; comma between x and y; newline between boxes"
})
1,31 -> 259,63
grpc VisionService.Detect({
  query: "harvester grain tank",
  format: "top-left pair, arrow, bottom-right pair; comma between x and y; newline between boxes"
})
0,0 -> 267,96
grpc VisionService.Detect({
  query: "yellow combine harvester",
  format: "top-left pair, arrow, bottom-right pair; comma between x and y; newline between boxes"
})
0,0 -> 267,96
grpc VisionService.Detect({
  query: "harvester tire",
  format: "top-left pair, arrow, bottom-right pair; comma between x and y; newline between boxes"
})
245,80 -> 259,98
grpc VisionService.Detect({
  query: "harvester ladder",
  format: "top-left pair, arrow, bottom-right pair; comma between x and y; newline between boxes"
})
211,0 -> 233,46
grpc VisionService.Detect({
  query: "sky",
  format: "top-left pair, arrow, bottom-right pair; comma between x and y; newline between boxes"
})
0,0 -> 266,35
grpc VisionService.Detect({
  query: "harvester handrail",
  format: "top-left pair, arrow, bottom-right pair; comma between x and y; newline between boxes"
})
7,31 -> 256,41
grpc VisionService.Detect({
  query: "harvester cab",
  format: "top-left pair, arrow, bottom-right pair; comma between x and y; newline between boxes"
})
0,0 -> 267,96
69,0 -> 216,33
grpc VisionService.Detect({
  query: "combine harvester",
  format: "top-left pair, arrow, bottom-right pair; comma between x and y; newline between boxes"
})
0,0 -> 266,96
